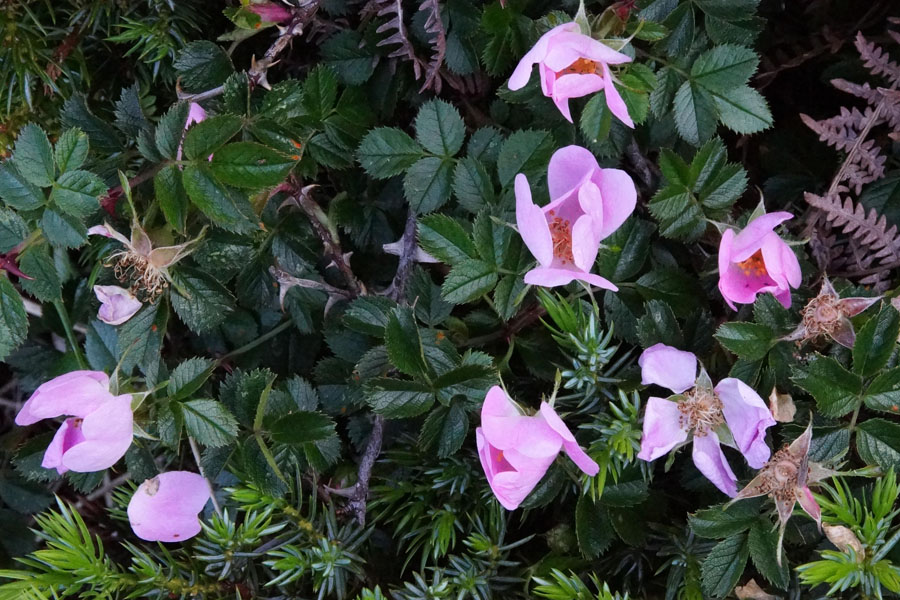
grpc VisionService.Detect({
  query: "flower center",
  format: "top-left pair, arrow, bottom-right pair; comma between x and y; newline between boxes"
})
736,250 -> 768,277
547,211 -> 574,264
678,388 -> 724,436
109,250 -> 168,302
556,57 -> 600,78
800,292 -> 842,338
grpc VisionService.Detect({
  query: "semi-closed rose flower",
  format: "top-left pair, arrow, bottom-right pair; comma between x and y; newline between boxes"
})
476,386 -> 598,510
128,471 -> 211,542
515,145 -> 636,290
94,285 -> 142,325
508,22 -> 633,125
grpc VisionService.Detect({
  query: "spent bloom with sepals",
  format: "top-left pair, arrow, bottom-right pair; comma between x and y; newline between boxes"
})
782,277 -> 881,348
15,371 -> 134,474
515,145 -> 636,290
718,212 -> 801,310
127,471 -> 211,542
637,344 -> 776,497
89,220 -> 202,300
247,0 -> 292,23
476,385 -> 599,510
508,22 -> 633,125
94,285 -> 142,325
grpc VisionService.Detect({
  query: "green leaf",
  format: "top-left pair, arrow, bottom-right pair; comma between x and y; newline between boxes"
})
170,267 -> 235,333
701,533 -> 749,598
154,165 -> 189,233
649,186 -> 706,240
419,402 -> 469,458
174,41 -> 234,92
118,300 -> 167,386
61,95 -> 123,154
403,157 -> 454,214
856,419 -> 900,470
384,307 -> 430,379
689,500 -> 761,538
441,259 -> 498,304
320,30 -> 375,85
864,367 -> 900,413
302,66 -> 339,120
0,276 -> 27,362
748,520 -> 789,590
357,128 -> 424,178
183,114 -> 243,160
0,208 -> 28,254
452,156 -> 494,213
54,129 -> 89,173
13,124 -> 54,187
343,296 -> 396,337
269,411 -> 336,444
597,217 -> 655,281
715,322 -> 775,361
168,357 -> 216,399
155,103 -> 191,160
418,214 -> 478,264
690,44 -> 758,91
365,378 -> 434,418
0,162 -> 44,210
41,209 -> 87,248
182,164 -> 255,232
853,305 -> 899,377
50,170 -> 105,218
635,268 -> 700,315
791,354 -> 862,418
210,142 -> 296,189
18,243 -> 61,302
673,81 -> 718,146
414,100 -> 466,157
497,129 -> 555,187
712,85 -> 773,134
576,495 -> 614,557
580,93 -> 613,144
181,399 -> 239,447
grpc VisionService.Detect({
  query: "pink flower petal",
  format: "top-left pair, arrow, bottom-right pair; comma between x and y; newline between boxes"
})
60,394 -> 133,472
639,343 -> 697,394
524,266 -> 617,291
94,285 -> 142,326
691,432 -> 737,497
15,371 -> 112,425
548,146 -> 601,201
715,378 -> 775,469
637,396 -> 689,461
515,174 -> 553,267
797,485 -> 822,528
571,214 -> 599,272
508,23 -> 579,90
594,167 -> 636,240
128,471 -> 211,542
552,73 -> 605,104
537,402 -> 599,475
41,419 -> 82,475
601,63 -> 634,128
542,32 -> 631,70
481,387 -> 561,457
730,212 -> 793,262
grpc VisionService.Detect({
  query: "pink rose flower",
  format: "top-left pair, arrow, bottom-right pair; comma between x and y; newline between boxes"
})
476,386 -> 599,510
515,145 -> 636,290
127,471 -> 211,542
94,285 -> 142,326
176,102 -> 208,162
718,212 -> 802,310
508,22 -> 633,125
248,1 -> 292,23
637,344 -> 775,497
15,371 -> 134,474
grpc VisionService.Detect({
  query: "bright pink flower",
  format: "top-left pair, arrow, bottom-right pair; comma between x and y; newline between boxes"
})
476,386 -> 598,510
94,285 -> 142,326
127,471 -> 211,542
718,212 -> 801,310
15,371 -> 134,474
508,22 -> 633,125
248,1 -> 292,23
515,145 -> 636,290
637,344 -> 775,497
176,102 -> 207,162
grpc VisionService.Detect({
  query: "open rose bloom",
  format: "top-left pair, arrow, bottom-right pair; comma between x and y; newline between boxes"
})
508,22 -> 633,125
718,212 -> 801,310
515,145 -> 636,290
638,344 -> 775,497
128,471 -> 211,542
476,386 -> 598,510
15,371 -> 134,474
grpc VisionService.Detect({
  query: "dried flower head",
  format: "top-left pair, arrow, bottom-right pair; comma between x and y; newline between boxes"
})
782,277 -> 881,348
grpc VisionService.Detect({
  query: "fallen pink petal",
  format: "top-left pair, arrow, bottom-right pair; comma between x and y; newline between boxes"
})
127,471 -> 211,542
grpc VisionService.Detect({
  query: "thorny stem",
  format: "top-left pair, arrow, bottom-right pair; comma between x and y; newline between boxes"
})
348,414 -> 384,526
385,210 -> 418,301
189,436 -> 223,517
53,300 -> 87,369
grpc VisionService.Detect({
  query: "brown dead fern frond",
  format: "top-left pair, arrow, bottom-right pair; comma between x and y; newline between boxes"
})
856,32 -> 900,87
418,0 -> 447,93
374,0 -> 425,81
806,193 -> 900,259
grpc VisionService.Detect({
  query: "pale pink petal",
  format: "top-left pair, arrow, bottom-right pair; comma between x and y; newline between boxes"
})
41,419 -> 82,475
601,63 -> 634,128
508,23 -> 578,90
773,286 -> 793,309
515,174 -> 553,267
539,403 -> 599,475
759,233 -> 797,291
594,167 -> 637,239
548,145 -> 600,201
15,371 -> 112,425
176,103 -> 207,162
60,394 -> 133,472
552,73 -> 605,103
552,94 -> 575,123
477,428 -> 557,510
524,266 -> 617,291
481,387 -> 561,457
88,223 -> 131,246
691,432 -> 738,497
542,32 -> 631,69
639,343 -> 697,394
577,179 -> 604,229
571,270 -> 618,291
637,397 -> 689,461
715,378 -> 775,469
128,471 -> 210,542
571,214 -> 599,272
717,228 -> 739,310
730,212 -> 793,262
94,285 -> 142,326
